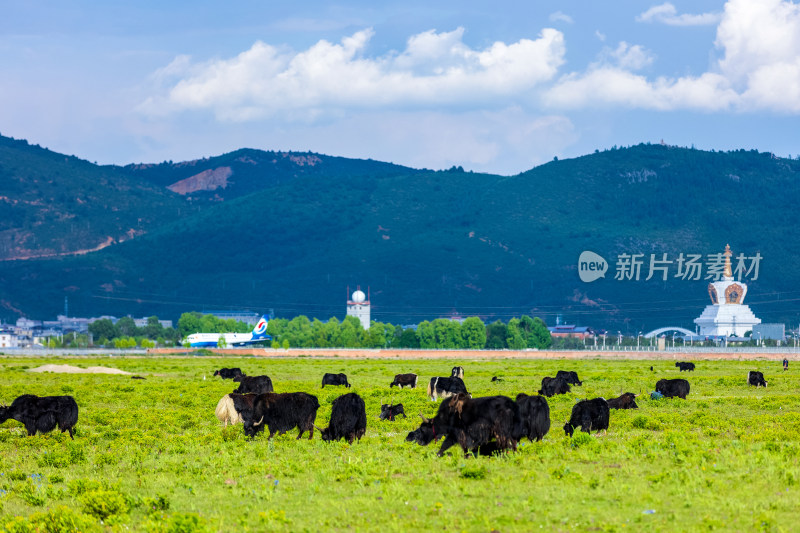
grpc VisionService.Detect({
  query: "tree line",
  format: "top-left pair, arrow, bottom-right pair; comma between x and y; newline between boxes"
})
237,314 -> 552,350
69,312 -> 555,350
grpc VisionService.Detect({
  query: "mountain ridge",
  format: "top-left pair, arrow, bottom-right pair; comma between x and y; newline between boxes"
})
1,135 -> 798,332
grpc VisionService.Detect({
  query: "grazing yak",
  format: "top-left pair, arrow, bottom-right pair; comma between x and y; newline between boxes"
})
538,376 -> 571,397
515,393 -> 551,441
243,392 -> 320,439
321,373 -> 351,388
556,370 -> 583,386
656,378 -> 690,399
406,394 -> 521,457
427,376 -> 469,401
389,373 -> 418,389
491,376 -> 504,382
606,392 -> 638,409
233,375 -> 274,395
379,400 -> 407,421
451,366 -> 465,379
675,362 -> 695,372
214,368 -> 244,380
748,371 -> 767,387
563,398 -> 610,437
0,394 -> 79,439
317,393 -> 367,444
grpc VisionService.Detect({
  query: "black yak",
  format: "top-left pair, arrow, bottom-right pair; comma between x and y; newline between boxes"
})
214,368 -> 244,380
556,370 -> 583,386
538,376 -> 571,397
427,376 -> 469,401
406,394 -> 521,457
390,373 -> 418,389
747,371 -> 767,387
233,375 -> 274,395
451,366 -> 465,379
563,398 -> 610,437
515,393 -> 550,441
0,394 -> 79,439
243,392 -> 320,439
656,378 -> 690,399
321,373 -> 351,388
379,400 -> 406,421
606,392 -> 638,409
317,393 -> 367,444
675,362 -> 695,372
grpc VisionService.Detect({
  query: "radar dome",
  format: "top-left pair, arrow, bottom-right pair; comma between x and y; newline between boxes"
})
351,290 -> 366,303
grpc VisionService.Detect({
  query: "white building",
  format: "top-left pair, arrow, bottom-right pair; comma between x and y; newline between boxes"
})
694,245 -> 761,336
0,332 -> 19,348
346,288 -> 371,330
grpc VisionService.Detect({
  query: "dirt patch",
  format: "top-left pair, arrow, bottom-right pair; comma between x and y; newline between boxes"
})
29,364 -> 131,375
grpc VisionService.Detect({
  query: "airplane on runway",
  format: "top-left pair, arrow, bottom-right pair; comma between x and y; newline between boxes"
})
184,315 -> 271,347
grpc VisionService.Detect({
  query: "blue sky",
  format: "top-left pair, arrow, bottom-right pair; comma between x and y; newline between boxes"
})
2,0 -> 798,174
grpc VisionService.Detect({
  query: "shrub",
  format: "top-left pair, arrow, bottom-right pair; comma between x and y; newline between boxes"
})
17,481 -> 47,506
2,506 -> 98,533
80,489 -> 129,519
145,512 -> 210,533
569,432 -> 594,448
37,444 -> 85,468
460,464 -> 487,479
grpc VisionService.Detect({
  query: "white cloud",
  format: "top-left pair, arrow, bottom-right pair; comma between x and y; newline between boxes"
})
595,30 -> 606,42
549,11 -> 573,24
547,0 -> 800,114
716,0 -> 800,112
141,27 -> 566,121
637,3 -> 722,26
544,68 -> 737,111
603,42 -> 654,70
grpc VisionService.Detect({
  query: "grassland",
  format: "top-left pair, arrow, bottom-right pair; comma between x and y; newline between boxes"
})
0,355 -> 798,532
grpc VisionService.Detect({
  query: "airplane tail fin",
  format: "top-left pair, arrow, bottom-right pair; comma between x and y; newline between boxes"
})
251,315 -> 270,340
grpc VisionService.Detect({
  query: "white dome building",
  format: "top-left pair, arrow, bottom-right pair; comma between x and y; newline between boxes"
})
346,287 -> 370,329
694,244 -> 761,337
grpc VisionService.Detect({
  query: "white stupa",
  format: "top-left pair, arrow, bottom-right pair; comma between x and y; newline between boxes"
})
346,287 -> 370,330
694,244 -> 761,336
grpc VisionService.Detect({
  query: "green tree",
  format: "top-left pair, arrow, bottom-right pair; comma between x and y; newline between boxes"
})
461,317 -> 486,349
143,316 -> 164,339
89,319 -> 117,342
397,328 -> 420,348
416,321 -> 435,349
178,312 -> 203,337
528,317 -> 552,349
485,320 -> 508,349
116,317 -> 139,337
506,318 -> 527,350
217,335 -> 227,348
368,322 -> 386,348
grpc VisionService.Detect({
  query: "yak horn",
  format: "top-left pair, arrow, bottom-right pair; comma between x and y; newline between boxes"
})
252,416 -> 264,426
419,413 -> 430,423
313,424 -> 323,431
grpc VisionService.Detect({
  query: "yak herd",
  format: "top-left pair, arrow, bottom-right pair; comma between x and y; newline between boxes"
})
0,361 -> 775,457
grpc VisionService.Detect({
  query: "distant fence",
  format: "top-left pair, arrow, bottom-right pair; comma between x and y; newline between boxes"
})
0,348 -> 147,357
1,346 -> 798,360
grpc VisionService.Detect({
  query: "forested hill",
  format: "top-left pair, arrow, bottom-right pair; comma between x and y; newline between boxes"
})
2,137 -> 799,332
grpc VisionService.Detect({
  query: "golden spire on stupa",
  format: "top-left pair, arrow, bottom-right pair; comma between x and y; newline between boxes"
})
723,244 -> 733,278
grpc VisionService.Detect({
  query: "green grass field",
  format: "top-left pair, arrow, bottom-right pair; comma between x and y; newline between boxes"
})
0,356 -> 797,532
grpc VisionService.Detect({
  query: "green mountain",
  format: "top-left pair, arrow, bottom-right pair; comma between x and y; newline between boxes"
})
2,136 -> 799,333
